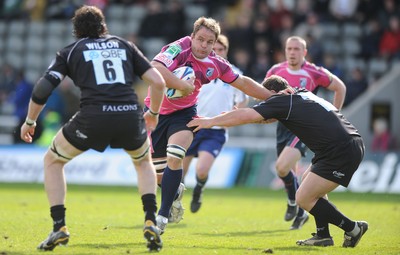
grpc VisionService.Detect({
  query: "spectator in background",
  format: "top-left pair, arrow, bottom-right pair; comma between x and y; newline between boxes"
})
0,64 -> 16,110
163,0 -> 186,42
11,69 -> 35,143
304,33 -> 324,66
226,12 -> 254,57
322,53 -> 344,80
379,15 -> 400,61
343,67 -> 368,107
377,0 -> 400,30
0,0 -> 25,20
231,47 -> 251,75
292,0 -> 312,24
294,12 -> 323,42
371,117 -> 397,152
329,0 -> 359,23
45,0 -> 80,20
138,0 -> 166,39
360,18 -> 383,61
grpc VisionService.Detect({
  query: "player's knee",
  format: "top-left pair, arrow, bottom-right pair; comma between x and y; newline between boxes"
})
166,144 -> 187,160
47,140 -> 73,163
129,145 -> 150,163
196,171 -> 208,180
275,161 -> 289,176
153,159 -> 167,174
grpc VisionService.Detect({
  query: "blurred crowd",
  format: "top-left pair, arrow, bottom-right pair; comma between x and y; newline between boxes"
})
0,0 -> 399,148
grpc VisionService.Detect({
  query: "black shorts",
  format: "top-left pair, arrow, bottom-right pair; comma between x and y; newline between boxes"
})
149,105 -> 196,158
62,103 -> 147,152
311,136 -> 365,187
276,123 -> 308,157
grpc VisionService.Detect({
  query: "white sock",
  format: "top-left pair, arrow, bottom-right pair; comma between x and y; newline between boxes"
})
288,200 -> 297,206
348,222 -> 360,237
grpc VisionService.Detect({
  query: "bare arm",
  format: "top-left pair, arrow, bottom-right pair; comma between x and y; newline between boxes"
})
20,99 -> 46,143
230,75 -> 274,101
151,61 -> 195,96
327,75 -> 346,110
187,108 -> 264,132
142,67 -> 166,132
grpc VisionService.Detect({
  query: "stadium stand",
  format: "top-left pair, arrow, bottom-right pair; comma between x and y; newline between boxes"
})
0,1 -> 399,146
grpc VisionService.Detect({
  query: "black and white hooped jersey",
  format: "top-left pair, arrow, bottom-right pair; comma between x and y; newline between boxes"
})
253,89 -> 361,154
47,35 -> 152,105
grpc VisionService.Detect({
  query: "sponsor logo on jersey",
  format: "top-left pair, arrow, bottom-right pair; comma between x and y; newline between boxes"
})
75,130 -> 88,139
154,54 -> 174,67
206,68 -> 214,77
333,171 -> 345,178
102,104 -> 138,112
164,44 -> 182,59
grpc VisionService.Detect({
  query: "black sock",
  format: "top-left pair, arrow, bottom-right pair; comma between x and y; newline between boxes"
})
312,214 -> 331,238
310,198 -> 355,234
50,205 -> 66,232
280,171 -> 297,201
196,175 -> 208,188
158,167 -> 182,217
142,193 -> 157,225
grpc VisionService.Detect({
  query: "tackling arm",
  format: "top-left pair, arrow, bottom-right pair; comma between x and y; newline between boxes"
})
187,108 -> 264,132
229,75 -> 273,101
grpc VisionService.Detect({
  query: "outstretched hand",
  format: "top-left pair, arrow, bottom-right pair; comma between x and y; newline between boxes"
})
187,117 -> 213,132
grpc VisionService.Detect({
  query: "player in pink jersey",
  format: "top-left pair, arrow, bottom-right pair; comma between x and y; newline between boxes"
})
144,17 -> 276,234
264,36 -> 347,230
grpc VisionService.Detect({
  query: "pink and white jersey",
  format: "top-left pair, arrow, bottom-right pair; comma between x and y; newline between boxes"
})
265,61 -> 332,92
144,36 -> 239,115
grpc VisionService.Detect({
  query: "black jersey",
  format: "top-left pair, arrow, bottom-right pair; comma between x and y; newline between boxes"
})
47,35 -> 151,106
253,89 -> 361,156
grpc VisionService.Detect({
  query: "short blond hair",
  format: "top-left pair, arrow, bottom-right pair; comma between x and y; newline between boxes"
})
192,17 -> 221,40
216,34 -> 229,51
286,36 -> 307,50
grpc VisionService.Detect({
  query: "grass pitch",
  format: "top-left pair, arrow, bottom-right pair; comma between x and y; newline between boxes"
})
0,183 -> 399,255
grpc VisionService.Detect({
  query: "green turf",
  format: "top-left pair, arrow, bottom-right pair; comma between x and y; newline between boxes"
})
0,183 -> 399,255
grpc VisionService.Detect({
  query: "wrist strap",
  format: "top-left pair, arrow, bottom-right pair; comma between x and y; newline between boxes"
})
149,109 -> 159,116
25,118 -> 36,126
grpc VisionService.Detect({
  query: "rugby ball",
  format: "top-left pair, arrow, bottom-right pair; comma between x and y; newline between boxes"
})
165,66 -> 195,99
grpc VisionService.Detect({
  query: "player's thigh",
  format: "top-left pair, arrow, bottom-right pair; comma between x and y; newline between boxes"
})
168,130 -> 194,151
276,146 -> 302,170
46,129 -> 84,163
125,137 -> 152,165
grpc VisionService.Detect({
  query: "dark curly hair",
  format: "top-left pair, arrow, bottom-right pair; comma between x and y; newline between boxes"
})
72,5 -> 108,39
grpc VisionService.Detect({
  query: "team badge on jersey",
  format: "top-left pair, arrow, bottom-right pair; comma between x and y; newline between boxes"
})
300,78 -> 307,88
206,68 -> 214,77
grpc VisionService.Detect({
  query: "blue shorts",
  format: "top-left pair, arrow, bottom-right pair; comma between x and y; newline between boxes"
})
186,128 -> 227,158
149,105 -> 197,158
